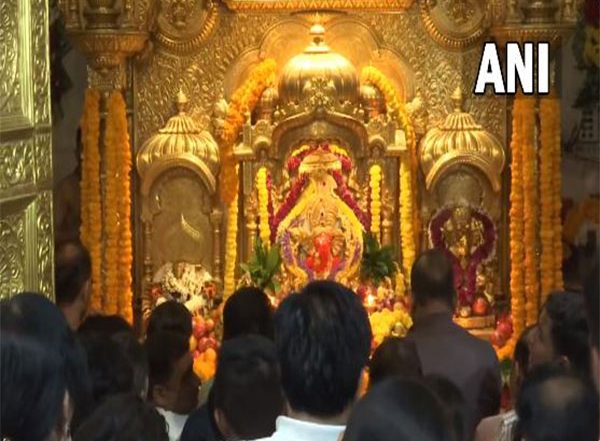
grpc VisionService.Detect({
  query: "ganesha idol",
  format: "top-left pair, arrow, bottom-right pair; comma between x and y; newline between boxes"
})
429,205 -> 497,322
274,145 -> 366,289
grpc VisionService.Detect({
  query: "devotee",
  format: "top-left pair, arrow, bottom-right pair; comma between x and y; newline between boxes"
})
181,286 -> 274,441
146,330 -> 201,441
407,249 -> 501,435
256,281 -> 372,441
1,292 -> 93,431
369,336 -> 423,386
584,265 -> 599,392
211,335 -> 284,440
222,286 -> 274,341
147,300 -> 193,339
530,291 -> 590,377
475,325 -> 536,441
1,334 -> 70,441
74,393 -> 169,441
342,378 -> 449,441
515,364 -> 599,441
425,374 -> 468,441
112,331 -> 149,399
54,240 -> 92,330
79,313 -> 133,336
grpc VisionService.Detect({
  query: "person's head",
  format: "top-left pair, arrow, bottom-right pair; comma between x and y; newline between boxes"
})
54,241 -> 92,330
274,280 -> 372,421
111,332 -> 149,399
510,325 -> 536,403
78,314 -> 133,337
584,265 -> 599,392
1,292 -> 93,430
369,337 -> 423,386
146,301 -> 192,339
80,334 -> 136,408
74,394 -> 169,441
411,249 -> 455,312
424,375 -> 467,441
531,291 -> 590,377
1,334 -> 70,441
516,364 -> 599,441
223,287 -> 274,341
212,335 -> 284,440
145,331 -> 199,414
343,378 -> 450,441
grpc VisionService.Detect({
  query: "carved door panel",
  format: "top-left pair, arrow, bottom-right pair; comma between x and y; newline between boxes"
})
0,0 -> 54,299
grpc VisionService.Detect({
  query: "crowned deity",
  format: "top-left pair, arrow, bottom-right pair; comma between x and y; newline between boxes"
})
442,206 -> 484,271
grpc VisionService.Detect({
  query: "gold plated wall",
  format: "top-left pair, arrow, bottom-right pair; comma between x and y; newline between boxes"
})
0,0 -> 54,299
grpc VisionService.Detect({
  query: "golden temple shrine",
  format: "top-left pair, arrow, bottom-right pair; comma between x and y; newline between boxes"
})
2,0 -> 597,360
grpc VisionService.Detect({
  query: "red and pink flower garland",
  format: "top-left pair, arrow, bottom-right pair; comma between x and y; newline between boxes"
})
429,207 -> 496,306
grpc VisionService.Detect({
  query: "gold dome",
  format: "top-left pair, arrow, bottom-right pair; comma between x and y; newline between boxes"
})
419,87 -> 505,192
137,91 -> 220,193
278,23 -> 359,104
360,83 -> 385,118
254,85 -> 279,121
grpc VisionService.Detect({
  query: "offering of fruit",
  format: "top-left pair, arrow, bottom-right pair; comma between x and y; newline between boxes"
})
189,312 -> 222,381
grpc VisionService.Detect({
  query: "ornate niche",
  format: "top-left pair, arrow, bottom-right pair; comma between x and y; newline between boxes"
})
420,87 -> 506,331
136,91 -> 223,294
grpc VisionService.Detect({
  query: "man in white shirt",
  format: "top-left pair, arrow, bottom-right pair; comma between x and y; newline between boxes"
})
146,331 -> 201,441
256,280 -> 372,441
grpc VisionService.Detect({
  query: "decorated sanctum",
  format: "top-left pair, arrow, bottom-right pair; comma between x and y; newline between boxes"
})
1,0 -> 584,379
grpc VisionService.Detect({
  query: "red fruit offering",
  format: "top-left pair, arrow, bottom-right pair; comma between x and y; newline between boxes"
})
205,318 -> 215,333
193,322 -> 206,340
206,337 -> 217,350
490,330 -> 506,347
497,321 -> 513,340
472,297 -> 489,316
193,350 -> 201,360
198,337 -> 209,352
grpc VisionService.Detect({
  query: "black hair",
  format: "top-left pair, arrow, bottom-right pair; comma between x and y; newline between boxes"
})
514,325 -> 535,376
145,330 -> 190,399
74,394 -> 169,441
80,334 -> 135,408
223,287 -> 274,341
1,334 -> 67,441
411,249 -> 455,308
544,291 -> 590,376
516,364 -> 599,441
54,241 -> 92,306
146,301 -> 193,339
111,332 -> 148,399
343,378 -> 450,441
274,280 -> 372,417
584,265 -> 599,349
212,335 -> 284,438
369,337 -> 422,386
1,293 -> 93,430
79,314 -> 133,337
424,375 -> 467,441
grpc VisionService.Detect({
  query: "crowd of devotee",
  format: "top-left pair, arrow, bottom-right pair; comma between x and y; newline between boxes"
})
1,241 -> 599,441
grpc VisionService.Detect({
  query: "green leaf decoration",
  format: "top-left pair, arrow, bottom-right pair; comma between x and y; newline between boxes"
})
240,237 -> 282,292
360,232 -> 397,285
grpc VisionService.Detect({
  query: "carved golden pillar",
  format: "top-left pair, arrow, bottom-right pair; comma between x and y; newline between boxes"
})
210,208 -> 224,284
244,192 -> 259,261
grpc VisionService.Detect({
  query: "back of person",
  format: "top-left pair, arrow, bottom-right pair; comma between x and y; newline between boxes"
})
425,375 -> 468,441
369,337 -> 423,386
407,250 -> 500,435
74,393 -> 169,441
516,364 -> 599,441
343,378 -> 450,441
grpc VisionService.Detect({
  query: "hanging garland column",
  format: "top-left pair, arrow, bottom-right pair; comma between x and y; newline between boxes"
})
522,96 -> 540,326
369,164 -> 382,241
80,89 -> 103,312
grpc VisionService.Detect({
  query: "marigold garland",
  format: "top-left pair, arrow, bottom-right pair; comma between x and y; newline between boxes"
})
224,191 -> 239,299
220,59 -> 277,205
521,96 -> 540,326
550,94 -> 564,290
361,66 -> 419,280
369,164 -> 382,240
80,89 -> 102,312
499,95 -> 526,360
539,93 -> 558,302
256,167 -> 271,247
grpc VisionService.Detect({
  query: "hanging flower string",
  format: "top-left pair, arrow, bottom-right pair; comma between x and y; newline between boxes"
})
256,167 -> 271,247
369,164 -> 382,240
521,96 -> 540,327
224,192 -> 239,299
498,95 -> 526,360
550,93 -> 563,290
79,89 -> 102,312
